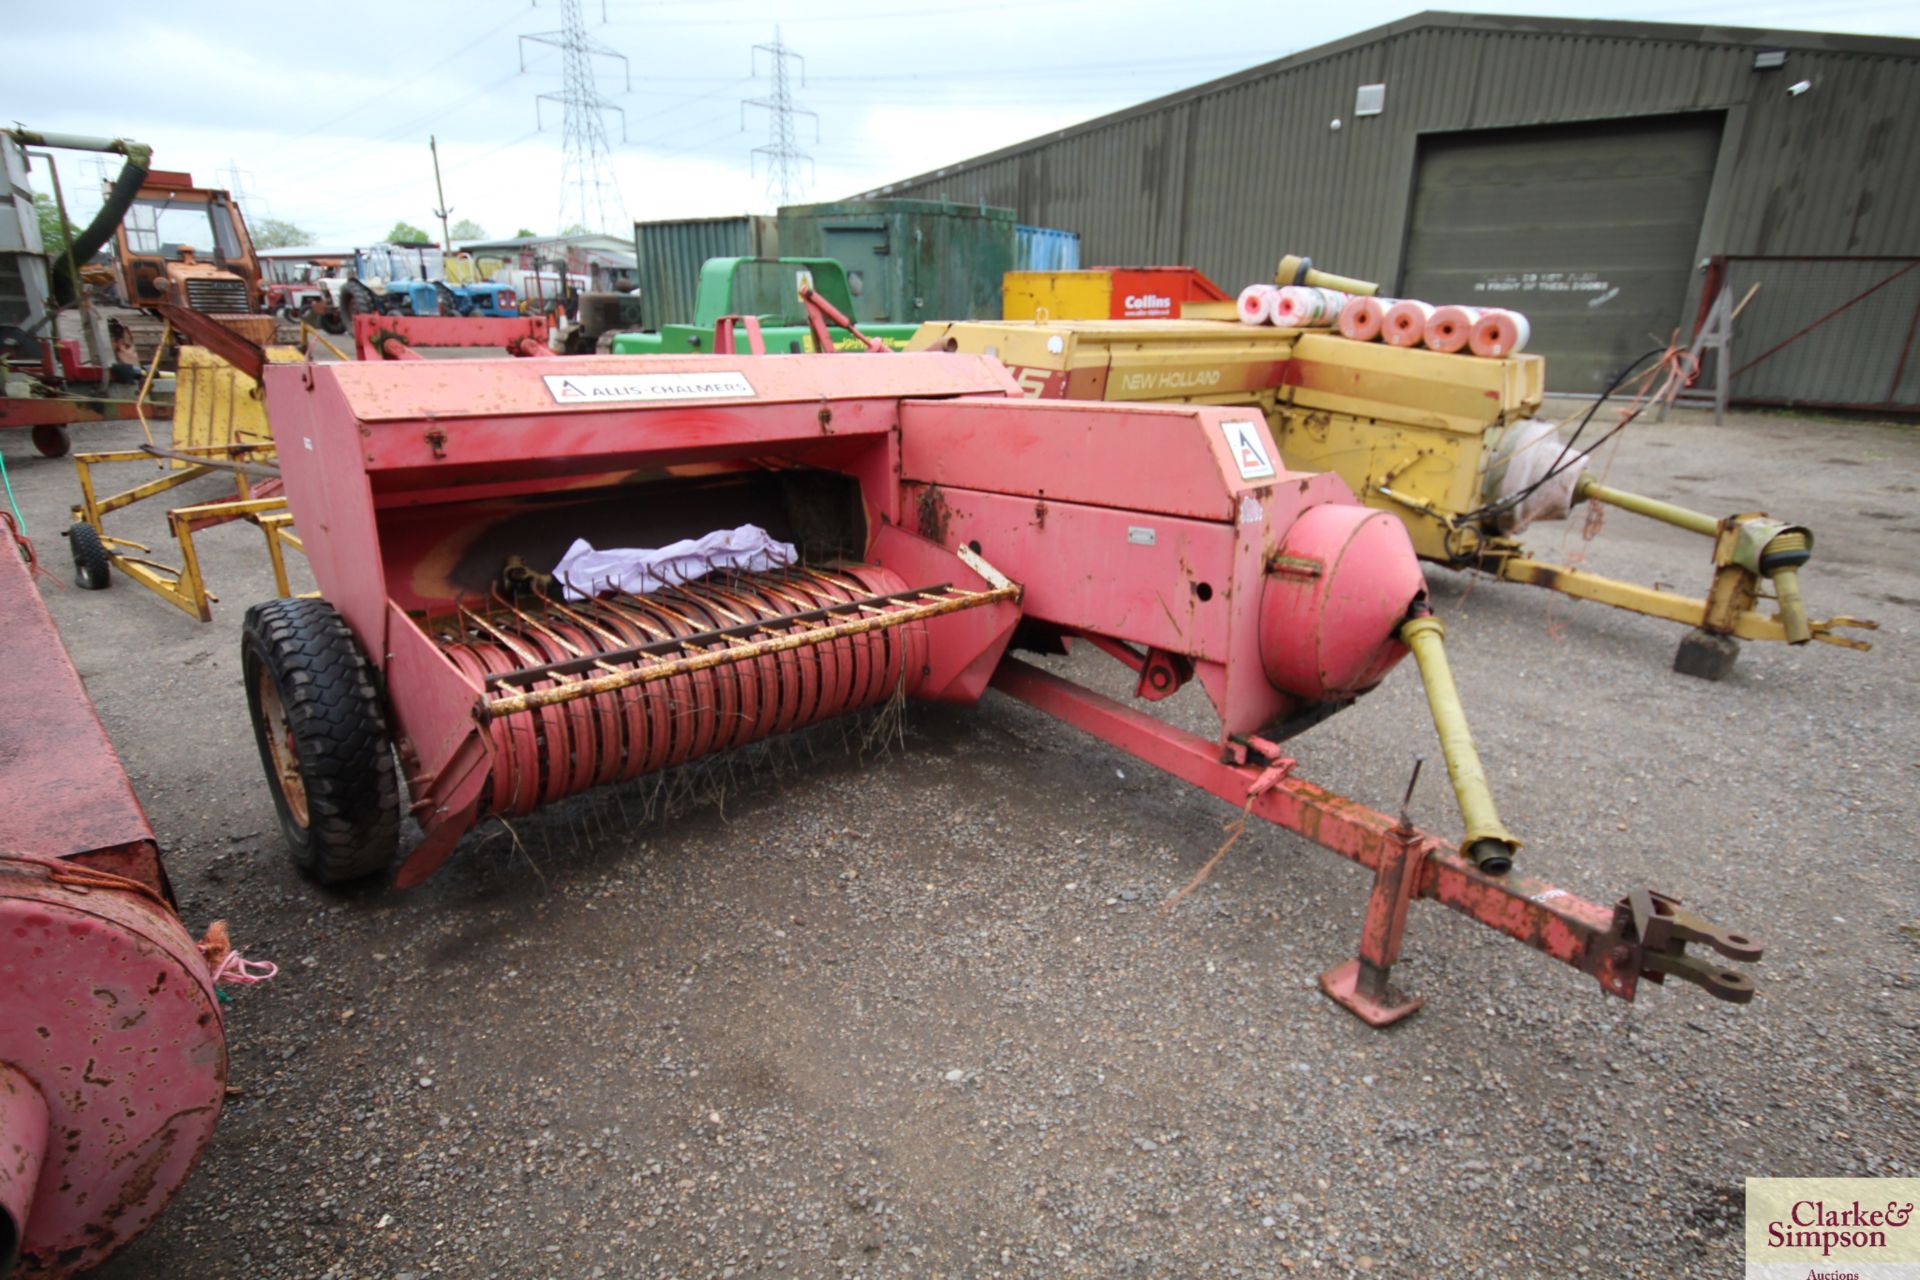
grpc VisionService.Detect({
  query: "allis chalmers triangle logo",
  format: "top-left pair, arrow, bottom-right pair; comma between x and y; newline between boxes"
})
1222,419 -> 1277,481
542,372 -> 757,404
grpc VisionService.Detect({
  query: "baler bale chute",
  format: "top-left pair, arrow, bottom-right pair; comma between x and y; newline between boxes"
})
243,347 -> 1763,1025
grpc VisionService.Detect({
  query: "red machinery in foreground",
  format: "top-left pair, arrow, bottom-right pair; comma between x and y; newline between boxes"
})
0,534 -> 230,1278
243,349 -> 1762,1026
0,337 -> 165,460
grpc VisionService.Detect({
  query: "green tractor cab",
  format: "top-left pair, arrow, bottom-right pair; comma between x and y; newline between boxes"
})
611,257 -> 922,355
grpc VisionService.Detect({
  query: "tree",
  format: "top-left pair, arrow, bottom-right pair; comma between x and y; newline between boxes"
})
513,227 -> 537,238
558,222 -> 591,237
386,220 -> 430,244
35,193 -> 75,255
448,218 -> 486,241
253,217 -> 314,249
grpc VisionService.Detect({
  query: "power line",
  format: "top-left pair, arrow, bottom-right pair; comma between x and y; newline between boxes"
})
273,3 -> 529,147
741,26 -> 816,207
619,76 -> 755,136
274,61 -> 544,189
608,0 -> 1099,27
573,48 -> 1294,85
522,0 -> 630,234
219,160 -> 272,222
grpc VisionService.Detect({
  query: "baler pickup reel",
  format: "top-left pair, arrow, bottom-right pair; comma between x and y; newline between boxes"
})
474,567 -> 1019,724
246,350 -> 1763,1026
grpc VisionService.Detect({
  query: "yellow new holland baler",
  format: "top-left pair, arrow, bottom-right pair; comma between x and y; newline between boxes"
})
907,311 -> 1874,678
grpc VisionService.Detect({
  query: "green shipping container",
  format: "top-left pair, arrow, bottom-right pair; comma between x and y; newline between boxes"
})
634,215 -> 778,329
775,199 -> 1014,325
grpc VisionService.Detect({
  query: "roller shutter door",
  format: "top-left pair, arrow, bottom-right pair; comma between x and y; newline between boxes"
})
1399,113 -> 1723,392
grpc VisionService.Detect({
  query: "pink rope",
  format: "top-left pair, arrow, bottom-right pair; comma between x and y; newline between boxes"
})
211,949 -> 279,986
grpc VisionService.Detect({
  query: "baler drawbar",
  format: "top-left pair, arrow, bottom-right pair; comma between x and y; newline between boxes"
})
244,348 -> 1762,1025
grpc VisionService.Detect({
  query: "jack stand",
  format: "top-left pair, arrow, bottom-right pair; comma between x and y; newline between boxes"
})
1674,626 -> 1740,681
1320,760 -> 1429,1026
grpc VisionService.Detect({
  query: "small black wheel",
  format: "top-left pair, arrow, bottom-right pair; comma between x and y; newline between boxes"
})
242,597 -> 400,884
32,424 -> 70,458
68,522 -> 111,589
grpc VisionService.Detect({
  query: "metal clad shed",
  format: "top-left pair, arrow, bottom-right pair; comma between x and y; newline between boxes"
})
776,199 -> 1016,325
633,215 -> 778,328
858,12 -> 1920,403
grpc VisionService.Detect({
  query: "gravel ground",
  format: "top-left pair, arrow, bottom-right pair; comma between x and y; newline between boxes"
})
3,399 -> 1915,1280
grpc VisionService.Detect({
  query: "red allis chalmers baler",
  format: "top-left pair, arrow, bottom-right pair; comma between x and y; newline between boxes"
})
245,351 -> 1761,1025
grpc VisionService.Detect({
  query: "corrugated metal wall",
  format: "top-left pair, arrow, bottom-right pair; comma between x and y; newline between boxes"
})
861,15 -> 1920,402
634,215 -> 777,329
1721,256 -> 1920,408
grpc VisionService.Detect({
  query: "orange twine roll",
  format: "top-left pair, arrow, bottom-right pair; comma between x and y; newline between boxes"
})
1382,300 -> 1435,348
1469,308 -> 1531,357
1424,305 -> 1484,354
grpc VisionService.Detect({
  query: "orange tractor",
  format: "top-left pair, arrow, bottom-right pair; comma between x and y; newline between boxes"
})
112,170 -> 263,320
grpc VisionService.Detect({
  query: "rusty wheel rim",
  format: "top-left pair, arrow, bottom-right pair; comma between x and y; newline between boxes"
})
257,667 -> 310,827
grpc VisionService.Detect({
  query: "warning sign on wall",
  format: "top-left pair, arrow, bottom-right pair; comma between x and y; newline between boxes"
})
1221,420 -> 1276,481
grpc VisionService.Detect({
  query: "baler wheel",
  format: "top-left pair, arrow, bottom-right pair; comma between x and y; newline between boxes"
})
32,424 -> 70,458
68,521 -> 111,589
242,597 -> 401,884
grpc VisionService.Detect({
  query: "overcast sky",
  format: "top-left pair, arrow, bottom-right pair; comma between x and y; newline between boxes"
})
7,0 -> 1916,246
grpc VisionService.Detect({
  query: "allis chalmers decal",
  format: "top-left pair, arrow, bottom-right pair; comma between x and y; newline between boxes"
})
543,372 -> 756,403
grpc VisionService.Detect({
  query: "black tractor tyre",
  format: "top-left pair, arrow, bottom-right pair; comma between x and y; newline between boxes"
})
32,424 -> 70,458
68,521 -> 111,589
340,277 -> 377,325
241,597 -> 401,884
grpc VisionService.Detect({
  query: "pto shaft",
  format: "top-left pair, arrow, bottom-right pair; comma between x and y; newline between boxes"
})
1398,615 -> 1519,874
1572,474 -> 1719,537
1759,528 -> 1813,644
1274,253 -> 1378,298
1573,476 -> 1818,643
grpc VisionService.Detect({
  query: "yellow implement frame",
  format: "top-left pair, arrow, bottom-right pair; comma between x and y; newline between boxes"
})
69,317 -> 332,619
69,442 -> 304,621
906,315 -> 1876,674
135,319 -> 329,465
